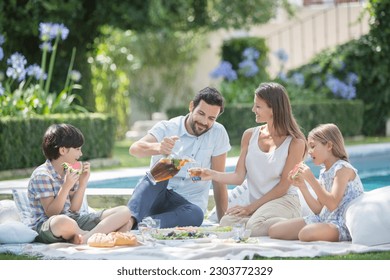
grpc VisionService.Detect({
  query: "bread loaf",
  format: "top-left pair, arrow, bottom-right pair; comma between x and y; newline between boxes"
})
87,233 -> 115,247
87,232 -> 137,247
109,232 -> 138,246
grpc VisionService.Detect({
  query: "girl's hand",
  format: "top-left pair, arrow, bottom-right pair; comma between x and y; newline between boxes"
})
289,163 -> 313,188
79,161 -> 90,186
187,167 -> 212,181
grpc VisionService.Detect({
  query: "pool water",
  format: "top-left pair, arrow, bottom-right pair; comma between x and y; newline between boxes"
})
88,169 -> 390,192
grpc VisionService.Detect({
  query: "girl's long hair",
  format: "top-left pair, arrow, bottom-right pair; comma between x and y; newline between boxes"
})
308,123 -> 349,161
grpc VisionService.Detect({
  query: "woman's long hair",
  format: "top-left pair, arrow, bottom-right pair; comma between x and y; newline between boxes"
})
255,82 -> 308,155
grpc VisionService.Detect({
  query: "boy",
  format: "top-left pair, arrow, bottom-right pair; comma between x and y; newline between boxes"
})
28,123 -> 133,244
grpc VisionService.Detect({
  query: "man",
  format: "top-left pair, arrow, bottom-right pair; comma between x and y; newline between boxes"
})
128,87 -> 231,228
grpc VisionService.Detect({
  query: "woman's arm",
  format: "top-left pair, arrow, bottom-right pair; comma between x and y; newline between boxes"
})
237,137 -> 306,216
191,128 -> 253,185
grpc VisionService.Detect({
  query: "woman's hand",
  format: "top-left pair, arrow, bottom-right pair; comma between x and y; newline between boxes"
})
187,167 -> 213,181
225,205 -> 253,217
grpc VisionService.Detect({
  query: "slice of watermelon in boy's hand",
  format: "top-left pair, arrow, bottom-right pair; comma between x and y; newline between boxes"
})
62,161 -> 83,174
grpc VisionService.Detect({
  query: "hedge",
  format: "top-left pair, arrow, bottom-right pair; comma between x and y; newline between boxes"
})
167,100 -> 364,145
0,113 -> 116,171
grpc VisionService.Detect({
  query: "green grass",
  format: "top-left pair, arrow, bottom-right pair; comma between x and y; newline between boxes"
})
1,136 -> 390,260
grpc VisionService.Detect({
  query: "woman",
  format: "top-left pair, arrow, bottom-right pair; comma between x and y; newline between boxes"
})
189,82 -> 307,236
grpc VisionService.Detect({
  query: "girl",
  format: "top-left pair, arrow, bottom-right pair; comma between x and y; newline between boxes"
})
189,82 -> 307,236
268,123 -> 364,242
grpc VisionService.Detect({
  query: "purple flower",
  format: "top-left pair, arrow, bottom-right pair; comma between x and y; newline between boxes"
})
210,61 -> 237,81
0,47 -> 3,61
26,64 -> 47,80
39,42 -> 53,52
325,75 -> 356,100
242,47 -> 260,61
39,22 -> 69,42
238,59 -> 259,77
6,52 -> 27,81
290,72 -> 305,86
275,49 -> 288,63
0,34 -> 5,46
0,83 -> 4,96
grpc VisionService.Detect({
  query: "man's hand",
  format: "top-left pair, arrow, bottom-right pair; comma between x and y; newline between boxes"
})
159,136 -> 179,155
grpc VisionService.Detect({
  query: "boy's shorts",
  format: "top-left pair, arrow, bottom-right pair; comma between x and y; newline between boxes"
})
35,210 -> 104,244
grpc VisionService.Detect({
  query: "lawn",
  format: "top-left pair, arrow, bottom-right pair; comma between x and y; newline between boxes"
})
1,136 -> 390,260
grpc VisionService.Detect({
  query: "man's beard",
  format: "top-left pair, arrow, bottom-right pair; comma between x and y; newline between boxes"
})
189,117 -> 210,137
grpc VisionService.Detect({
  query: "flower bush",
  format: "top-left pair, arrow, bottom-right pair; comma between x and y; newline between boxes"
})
0,22 -> 86,116
274,48 -> 359,102
210,46 -> 269,103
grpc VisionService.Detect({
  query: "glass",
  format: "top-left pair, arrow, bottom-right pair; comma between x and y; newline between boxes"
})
138,217 -> 161,244
187,161 -> 202,182
146,157 -> 192,185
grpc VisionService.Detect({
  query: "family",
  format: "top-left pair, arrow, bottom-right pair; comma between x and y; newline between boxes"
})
27,82 -> 364,245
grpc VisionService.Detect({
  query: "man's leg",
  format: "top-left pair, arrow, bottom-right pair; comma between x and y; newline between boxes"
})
127,175 -> 168,228
149,189 -> 204,228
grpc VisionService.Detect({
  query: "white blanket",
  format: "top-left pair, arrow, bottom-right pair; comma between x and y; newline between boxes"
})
2,237 -> 390,260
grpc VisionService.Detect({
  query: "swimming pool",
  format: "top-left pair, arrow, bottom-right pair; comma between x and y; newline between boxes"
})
88,143 -> 390,192
88,171 -> 389,191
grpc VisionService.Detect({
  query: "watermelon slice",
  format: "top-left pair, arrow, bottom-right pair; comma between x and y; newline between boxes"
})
290,162 -> 302,179
62,161 -> 83,174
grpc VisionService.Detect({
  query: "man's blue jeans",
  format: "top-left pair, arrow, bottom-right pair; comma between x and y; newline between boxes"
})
127,175 -> 204,229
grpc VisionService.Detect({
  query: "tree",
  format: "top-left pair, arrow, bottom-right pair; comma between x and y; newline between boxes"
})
0,0 -> 292,110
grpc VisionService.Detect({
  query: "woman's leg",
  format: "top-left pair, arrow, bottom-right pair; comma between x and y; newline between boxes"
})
247,194 -> 301,236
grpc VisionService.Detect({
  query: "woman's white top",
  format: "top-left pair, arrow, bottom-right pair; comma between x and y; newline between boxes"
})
245,126 -> 297,203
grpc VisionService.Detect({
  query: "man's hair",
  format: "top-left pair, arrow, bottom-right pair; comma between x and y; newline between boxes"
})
42,123 -> 84,160
193,86 -> 225,115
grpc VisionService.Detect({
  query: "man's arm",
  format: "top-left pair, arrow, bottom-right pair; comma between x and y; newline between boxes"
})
129,134 -> 180,158
211,153 -> 228,222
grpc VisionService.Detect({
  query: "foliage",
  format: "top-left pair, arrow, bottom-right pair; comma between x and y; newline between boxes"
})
0,0 -> 293,111
0,23 -> 86,117
210,37 -> 270,104
167,100 -> 364,145
280,0 -> 390,135
91,26 -> 204,137
0,113 -> 116,171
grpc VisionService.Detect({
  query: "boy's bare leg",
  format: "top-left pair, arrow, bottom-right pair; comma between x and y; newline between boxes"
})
81,206 -> 132,242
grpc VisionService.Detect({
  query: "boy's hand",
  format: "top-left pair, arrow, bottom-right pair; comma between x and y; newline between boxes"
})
63,168 -> 80,190
79,161 -> 90,187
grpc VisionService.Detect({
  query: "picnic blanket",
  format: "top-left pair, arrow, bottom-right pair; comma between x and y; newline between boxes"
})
2,235 -> 390,260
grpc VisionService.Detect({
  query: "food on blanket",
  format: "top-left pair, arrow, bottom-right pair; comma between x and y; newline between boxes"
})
290,162 -> 302,179
152,226 -> 233,240
108,232 -> 138,246
148,158 -> 191,183
87,232 -> 138,247
87,233 -> 115,247
62,161 -> 83,174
